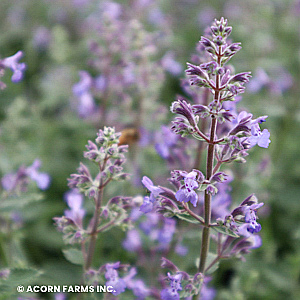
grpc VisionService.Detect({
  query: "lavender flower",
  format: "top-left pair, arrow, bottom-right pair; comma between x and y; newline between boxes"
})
122,229 -> 142,252
130,279 -> 150,299
161,52 -> 182,76
243,203 -> 264,234
248,125 -> 271,148
161,273 -> 182,300
175,171 -> 203,207
26,159 -> 51,190
175,242 -> 188,256
1,159 -> 50,192
229,234 -> 262,258
123,268 -> 150,299
140,195 -> 155,213
72,71 -> 96,118
141,176 -> 163,198
64,189 -> 85,226
157,218 -> 176,249
170,99 -> 199,135
105,262 -> 126,296
139,212 -> 160,236
210,175 -> 233,219
230,195 -> 264,235
155,125 -> 179,159
0,51 -> 26,83
1,168 -> 27,192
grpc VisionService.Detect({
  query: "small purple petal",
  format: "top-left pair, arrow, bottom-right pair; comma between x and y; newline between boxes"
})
141,176 -> 162,197
140,196 -> 154,213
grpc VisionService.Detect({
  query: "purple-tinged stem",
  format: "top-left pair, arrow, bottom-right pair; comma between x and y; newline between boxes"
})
194,88 -> 210,169
84,158 -> 108,271
84,184 -> 104,271
198,48 -> 222,273
182,202 -> 206,225
198,116 -> 217,273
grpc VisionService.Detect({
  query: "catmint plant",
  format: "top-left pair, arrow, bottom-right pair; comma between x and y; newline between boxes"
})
141,18 -> 270,298
53,127 -> 140,293
71,2 -> 167,131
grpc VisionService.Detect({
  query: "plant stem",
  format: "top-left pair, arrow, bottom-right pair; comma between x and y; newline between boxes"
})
84,184 -> 104,271
194,88 -> 210,169
84,159 -> 107,271
198,52 -> 221,272
182,202 -> 206,225
198,117 -> 217,273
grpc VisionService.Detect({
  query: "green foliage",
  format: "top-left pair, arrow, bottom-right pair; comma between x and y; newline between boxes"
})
62,248 -> 84,266
175,212 -> 204,224
0,192 -> 43,212
211,225 -> 239,238
0,0 -> 299,299
0,267 -> 42,298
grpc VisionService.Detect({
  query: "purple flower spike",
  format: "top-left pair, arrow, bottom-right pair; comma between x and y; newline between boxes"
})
1,51 -> 26,82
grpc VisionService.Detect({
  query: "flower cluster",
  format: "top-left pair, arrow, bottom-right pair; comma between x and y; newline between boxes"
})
160,258 -> 215,299
228,194 -> 264,235
1,159 -> 51,193
0,51 -> 26,89
67,127 -> 129,198
173,170 -> 204,207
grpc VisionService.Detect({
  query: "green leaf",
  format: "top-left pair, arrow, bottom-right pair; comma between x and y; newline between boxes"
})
0,193 -> 44,212
175,212 -> 204,224
0,268 -> 42,290
192,133 -> 206,141
205,252 -> 220,274
211,224 -> 240,237
63,248 -> 84,266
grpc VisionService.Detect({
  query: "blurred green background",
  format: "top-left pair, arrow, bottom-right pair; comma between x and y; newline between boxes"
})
0,0 -> 299,299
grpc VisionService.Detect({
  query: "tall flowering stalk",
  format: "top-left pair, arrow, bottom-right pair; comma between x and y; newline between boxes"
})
141,18 -> 270,298
53,127 -> 152,297
71,2 -> 167,131
54,127 -> 131,269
